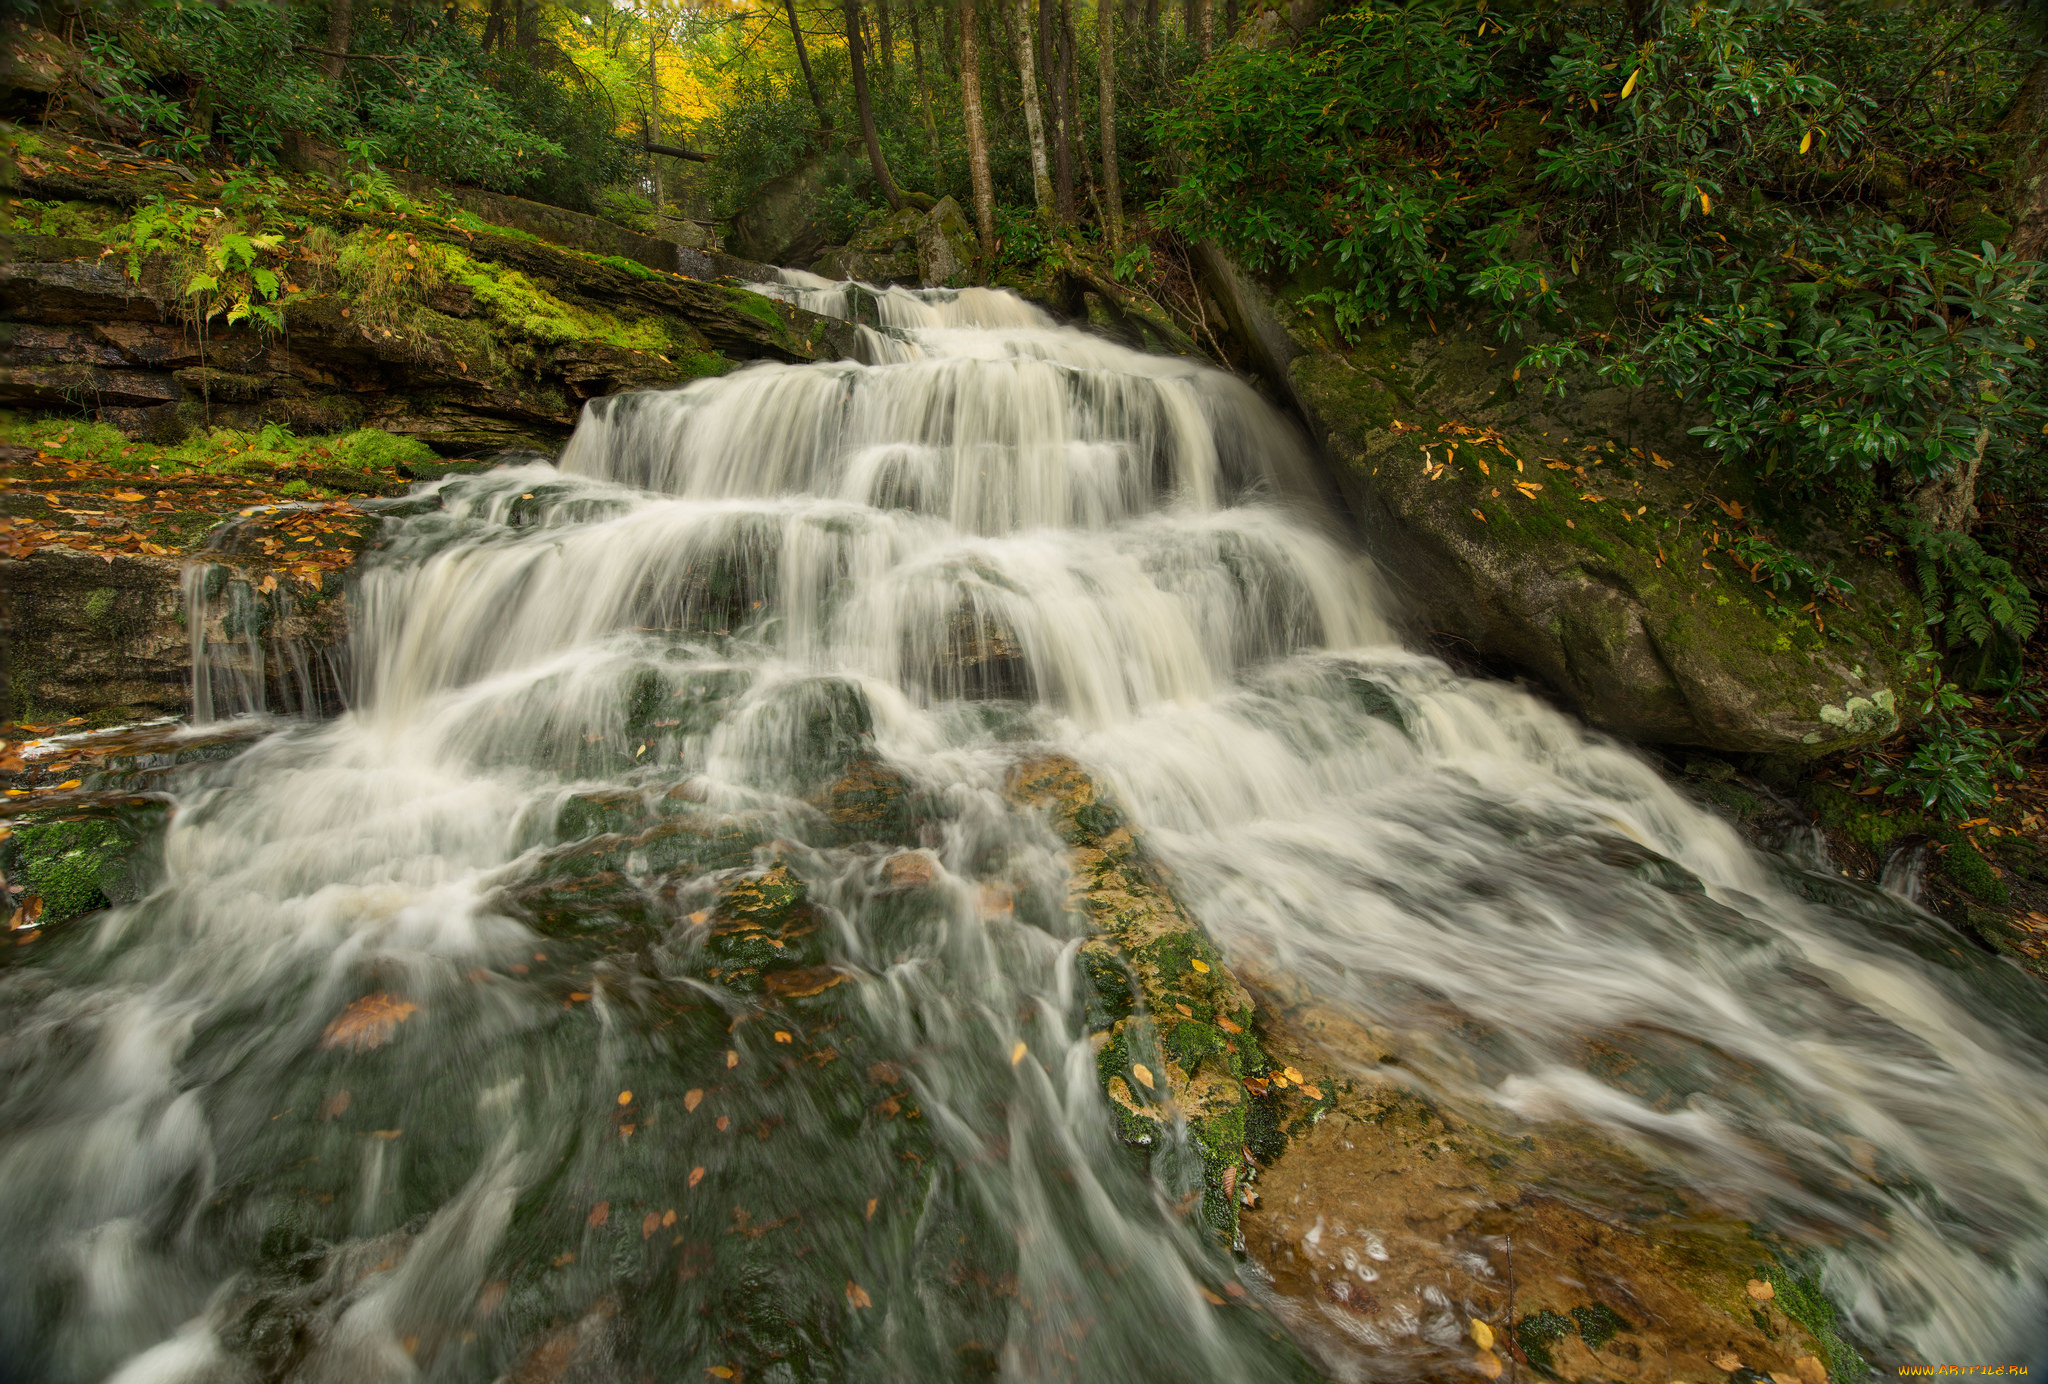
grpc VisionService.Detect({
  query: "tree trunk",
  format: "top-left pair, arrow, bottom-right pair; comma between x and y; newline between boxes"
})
846,0 -> 907,209
1223,0 -> 1236,44
323,0 -> 354,82
1048,0 -> 1074,219
1185,0 -> 1209,55
481,0 -> 507,52
514,0 -> 540,52
960,0 -> 997,272
647,28 -> 664,216
1010,0 -> 1055,215
1143,0 -> 1159,70
2003,54 -> 2048,260
1098,0 -> 1122,250
907,0 -> 942,172
876,0 -> 895,83
785,0 -> 835,133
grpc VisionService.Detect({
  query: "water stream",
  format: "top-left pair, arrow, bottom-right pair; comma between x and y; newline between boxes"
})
2,282 -> 2044,1383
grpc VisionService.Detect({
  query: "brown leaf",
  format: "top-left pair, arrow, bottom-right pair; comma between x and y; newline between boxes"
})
587,1201 -> 610,1227
1746,1279 -> 1775,1301
684,1089 -> 703,1112
689,1166 -> 705,1187
320,993 -> 420,1051
1131,1064 -> 1155,1090
642,1211 -> 660,1239
846,1282 -> 872,1309
763,966 -> 846,998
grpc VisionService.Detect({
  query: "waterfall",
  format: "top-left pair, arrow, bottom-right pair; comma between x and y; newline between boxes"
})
5,284 -> 2045,1383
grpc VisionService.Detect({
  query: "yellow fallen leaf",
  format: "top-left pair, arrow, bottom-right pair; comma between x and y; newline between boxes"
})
726,1049 -> 739,1068
1700,191 -> 1712,214
866,1197 -> 878,1220
1011,1041 -> 1028,1066
774,1030 -> 793,1043
1283,1067 -> 1304,1083
1216,1016 -> 1242,1034
708,1368 -> 736,1379
1746,1278 -> 1775,1301
56,779 -> 81,790
1476,1350 -> 1504,1379
1795,1356 -> 1828,1384
1472,1319 -> 1495,1350
1799,130 -> 1812,154
846,1282 -> 873,1309
618,1090 -> 633,1105
1132,1063 -> 1156,1089
1300,1084 -> 1324,1099
1191,958 -> 1210,973
684,1089 -> 703,1112
321,992 -> 419,1051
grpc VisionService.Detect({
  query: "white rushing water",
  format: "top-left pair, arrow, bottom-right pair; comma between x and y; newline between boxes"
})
2,279 -> 2045,1383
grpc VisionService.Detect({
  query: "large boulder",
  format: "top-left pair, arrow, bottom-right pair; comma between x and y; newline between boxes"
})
1193,250 -> 1917,756
916,196 -> 978,289
728,150 -> 866,267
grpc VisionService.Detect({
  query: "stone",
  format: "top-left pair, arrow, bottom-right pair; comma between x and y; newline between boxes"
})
729,150 -> 867,267
916,196 -> 978,289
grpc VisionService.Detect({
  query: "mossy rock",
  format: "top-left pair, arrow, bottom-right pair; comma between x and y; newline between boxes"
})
1287,315 -> 1920,755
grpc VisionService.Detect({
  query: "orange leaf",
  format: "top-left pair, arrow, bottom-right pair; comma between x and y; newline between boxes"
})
320,993 -> 419,1051
726,1049 -> 739,1068
588,1201 -> 610,1227
684,1089 -> 703,1112
689,1166 -> 706,1187
1131,1063 -> 1155,1089
618,1090 -> 633,1105
642,1211 -> 660,1239
846,1282 -> 873,1309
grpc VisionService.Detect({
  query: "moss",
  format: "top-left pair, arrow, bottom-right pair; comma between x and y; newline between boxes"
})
724,286 -> 797,342
1570,1303 -> 1632,1350
1516,1308 -> 1576,1377
1926,824 -> 2008,904
1760,1262 -> 1866,1382
82,587 -> 117,627
6,817 -> 131,923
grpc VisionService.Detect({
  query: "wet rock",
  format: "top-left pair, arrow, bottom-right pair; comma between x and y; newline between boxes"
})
1007,753 -> 1266,1245
0,546 -> 189,720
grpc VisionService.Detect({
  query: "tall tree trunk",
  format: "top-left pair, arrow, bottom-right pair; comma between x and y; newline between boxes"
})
514,0 -> 540,52
1048,0 -> 1073,219
647,27 -> 664,216
960,0 -> 996,272
876,0 -> 895,83
1184,0 -> 1209,55
323,0 -> 354,81
785,0 -> 835,133
1010,0 -> 1055,215
846,0 -> 907,209
481,0 -> 507,52
1223,0 -> 1236,43
938,0 -> 959,79
908,0 -> 942,173
1143,0 -> 1159,71
1098,0 -> 1122,250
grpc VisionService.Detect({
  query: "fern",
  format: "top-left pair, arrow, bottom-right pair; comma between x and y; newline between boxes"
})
1903,520 -> 2040,649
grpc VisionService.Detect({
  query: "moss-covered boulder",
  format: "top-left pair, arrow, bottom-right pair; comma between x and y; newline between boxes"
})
1284,317 -> 1919,755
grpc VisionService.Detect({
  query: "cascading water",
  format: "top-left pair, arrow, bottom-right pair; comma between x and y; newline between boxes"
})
2,282 -> 2044,1383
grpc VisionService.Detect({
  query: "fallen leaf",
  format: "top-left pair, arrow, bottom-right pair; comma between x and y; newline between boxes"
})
1200,1287 -> 1226,1305
716,1115 -> 730,1131
1011,1041 -> 1028,1066
1476,1350 -> 1504,1379
1471,509 -> 1488,523
55,779 -> 81,790
618,1090 -> 633,1106
1282,1067 -> 1304,1083
726,1049 -> 739,1068
1746,1279 -> 1775,1301
663,1208 -> 676,1227
1216,1016 -> 1242,1034
1300,1084 -> 1324,1099
1132,1063 -> 1156,1089
866,1197 -> 878,1220
774,1031 -> 793,1043
321,993 -> 420,1051
643,1211 -> 660,1239
689,1166 -> 705,1187
588,1201 -> 610,1227
1714,1355 -> 1742,1373
1795,1357 -> 1828,1384
1471,1319 -> 1495,1350
685,1089 -> 704,1112
846,1282 -> 872,1309
1190,958 -> 1210,973
708,1368 -> 736,1380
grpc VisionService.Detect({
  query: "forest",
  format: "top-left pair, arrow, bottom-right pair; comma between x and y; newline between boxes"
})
5,0 -> 2048,1378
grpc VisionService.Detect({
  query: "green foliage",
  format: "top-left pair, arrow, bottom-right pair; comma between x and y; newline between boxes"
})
113,172 -> 300,341
1903,518 -> 2040,647
1155,0 -> 2045,515
69,0 -> 633,209
1759,1262 -> 1867,1383
1865,658 -> 2031,819
7,818 -> 128,923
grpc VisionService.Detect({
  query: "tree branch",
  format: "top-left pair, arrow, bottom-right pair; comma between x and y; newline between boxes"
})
644,140 -> 713,163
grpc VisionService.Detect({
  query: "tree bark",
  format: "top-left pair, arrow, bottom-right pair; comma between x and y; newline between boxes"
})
1047,0 -> 1074,219
647,26 -> 664,216
481,0 -> 507,52
1098,0 -> 1123,250
907,0 -> 942,171
1010,0 -> 1055,215
2003,54 -> 2048,260
784,0 -> 835,133
960,0 -> 997,272
876,0 -> 895,83
323,0 -> 354,82
847,0 -> 908,209
514,0 -> 540,52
